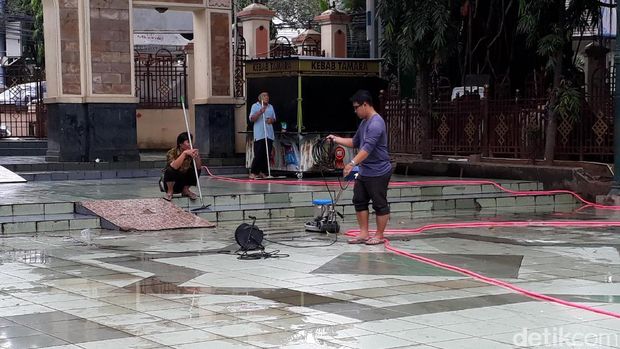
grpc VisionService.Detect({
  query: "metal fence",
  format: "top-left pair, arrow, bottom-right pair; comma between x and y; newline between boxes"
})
134,49 -> 187,109
383,89 -> 614,162
0,66 -> 46,138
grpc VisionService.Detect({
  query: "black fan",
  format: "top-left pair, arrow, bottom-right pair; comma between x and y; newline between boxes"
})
234,216 -> 264,251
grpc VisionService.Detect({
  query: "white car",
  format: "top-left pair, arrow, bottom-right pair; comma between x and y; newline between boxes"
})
0,81 -> 47,107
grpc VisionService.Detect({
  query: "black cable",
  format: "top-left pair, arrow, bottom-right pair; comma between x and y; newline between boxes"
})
312,137 -> 336,169
236,249 -> 289,260
262,232 -> 339,248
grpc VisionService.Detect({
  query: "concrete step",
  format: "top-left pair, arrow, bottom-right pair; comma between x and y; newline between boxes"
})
0,202 -> 99,235
0,148 -> 47,156
2,158 -> 245,173
0,213 -> 100,234
1,180 -> 577,233
0,140 -> 47,156
17,166 -> 247,181
0,139 -> 47,149
183,192 -> 579,223
164,180 -> 545,209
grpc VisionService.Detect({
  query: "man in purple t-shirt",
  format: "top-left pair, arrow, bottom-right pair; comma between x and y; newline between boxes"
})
327,90 -> 392,245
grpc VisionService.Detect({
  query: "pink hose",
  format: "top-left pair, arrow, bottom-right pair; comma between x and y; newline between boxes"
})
203,165 -> 620,318
203,164 -> 620,210
344,222 -> 620,319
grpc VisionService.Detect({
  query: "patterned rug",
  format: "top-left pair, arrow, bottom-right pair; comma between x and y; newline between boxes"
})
78,199 -> 215,231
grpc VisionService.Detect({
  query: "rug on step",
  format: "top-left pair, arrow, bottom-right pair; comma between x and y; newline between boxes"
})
79,198 -> 215,231
0,165 -> 26,183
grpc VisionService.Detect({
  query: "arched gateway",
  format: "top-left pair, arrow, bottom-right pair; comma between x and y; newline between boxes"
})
42,0 -> 234,161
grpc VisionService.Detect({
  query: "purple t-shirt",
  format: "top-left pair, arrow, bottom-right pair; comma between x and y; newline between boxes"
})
352,114 -> 391,177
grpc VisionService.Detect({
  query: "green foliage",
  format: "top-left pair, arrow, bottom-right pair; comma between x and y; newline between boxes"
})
554,81 -> 582,124
378,0 -> 458,87
518,0 -> 600,70
236,0 -> 325,30
267,0 -> 326,28
319,0 -> 330,12
341,0 -> 364,11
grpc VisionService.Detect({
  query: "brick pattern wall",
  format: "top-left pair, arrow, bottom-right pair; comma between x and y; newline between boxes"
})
90,0 -> 132,95
60,0 -> 81,95
210,12 -> 231,96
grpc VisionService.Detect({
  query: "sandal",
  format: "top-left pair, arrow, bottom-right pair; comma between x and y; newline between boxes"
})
347,237 -> 369,244
365,237 -> 385,245
163,193 -> 173,201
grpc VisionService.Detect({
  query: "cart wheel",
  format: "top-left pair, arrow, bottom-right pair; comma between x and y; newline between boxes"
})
329,221 -> 340,234
296,172 -> 303,179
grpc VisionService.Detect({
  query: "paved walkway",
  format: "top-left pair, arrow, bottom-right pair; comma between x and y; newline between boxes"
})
0,173 -> 618,348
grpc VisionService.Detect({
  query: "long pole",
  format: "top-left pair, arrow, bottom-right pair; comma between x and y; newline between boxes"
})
261,98 -> 272,177
180,96 -> 205,208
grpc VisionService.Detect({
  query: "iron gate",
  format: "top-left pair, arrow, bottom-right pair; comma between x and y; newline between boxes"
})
0,66 -> 46,138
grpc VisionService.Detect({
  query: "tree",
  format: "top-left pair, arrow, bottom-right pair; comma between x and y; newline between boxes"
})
518,0 -> 600,164
378,0 -> 459,159
236,0 -> 326,29
340,0 -> 364,11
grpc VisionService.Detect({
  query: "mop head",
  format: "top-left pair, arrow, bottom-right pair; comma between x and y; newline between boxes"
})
77,198 -> 216,231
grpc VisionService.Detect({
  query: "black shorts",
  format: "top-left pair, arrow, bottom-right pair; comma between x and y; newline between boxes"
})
352,173 -> 391,215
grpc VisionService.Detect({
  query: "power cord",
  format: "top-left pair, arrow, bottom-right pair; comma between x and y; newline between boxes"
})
262,232 -> 339,248
235,248 -> 289,260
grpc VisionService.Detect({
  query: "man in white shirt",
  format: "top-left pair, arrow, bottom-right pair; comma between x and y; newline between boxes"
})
248,92 -> 276,179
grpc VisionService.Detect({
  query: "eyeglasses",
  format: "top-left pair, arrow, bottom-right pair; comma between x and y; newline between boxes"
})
353,104 -> 362,111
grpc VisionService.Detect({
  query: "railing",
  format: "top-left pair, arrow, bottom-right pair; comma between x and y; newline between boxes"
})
134,49 -> 187,109
0,65 -> 46,138
300,37 -> 324,57
384,92 -> 614,162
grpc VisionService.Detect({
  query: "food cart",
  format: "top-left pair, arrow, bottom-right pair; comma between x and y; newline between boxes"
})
244,56 -> 386,178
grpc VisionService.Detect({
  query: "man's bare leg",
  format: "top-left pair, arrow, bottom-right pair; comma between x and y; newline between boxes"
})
375,214 -> 390,240
356,210 -> 370,239
166,182 -> 174,196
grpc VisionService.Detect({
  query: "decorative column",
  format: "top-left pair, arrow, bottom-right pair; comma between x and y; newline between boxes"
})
314,9 -> 351,58
192,0 -> 236,157
43,0 -> 138,162
237,3 -> 275,59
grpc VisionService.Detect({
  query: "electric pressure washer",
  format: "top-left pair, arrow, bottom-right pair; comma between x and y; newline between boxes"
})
304,165 -> 358,234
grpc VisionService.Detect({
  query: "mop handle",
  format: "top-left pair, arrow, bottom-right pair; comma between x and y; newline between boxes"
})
180,96 -> 204,206
261,98 -> 272,177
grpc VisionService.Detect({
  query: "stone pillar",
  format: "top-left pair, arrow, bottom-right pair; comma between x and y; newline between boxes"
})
192,2 -> 236,157
42,0 -> 138,162
314,9 -> 351,58
237,3 -> 275,59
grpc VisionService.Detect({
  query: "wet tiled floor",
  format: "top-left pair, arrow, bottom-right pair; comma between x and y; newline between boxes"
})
0,172 -> 619,348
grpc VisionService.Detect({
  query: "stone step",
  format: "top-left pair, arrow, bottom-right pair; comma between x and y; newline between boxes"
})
0,139 -> 47,149
17,166 -> 247,181
1,157 -> 244,173
0,179 -> 570,233
0,213 -> 100,234
0,140 -> 47,156
187,192 -> 579,223
164,180 -> 545,209
0,148 -> 47,156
